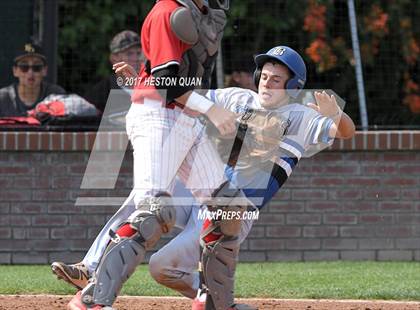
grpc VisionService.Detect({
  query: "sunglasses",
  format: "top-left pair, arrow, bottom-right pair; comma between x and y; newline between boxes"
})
16,64 -> 44,73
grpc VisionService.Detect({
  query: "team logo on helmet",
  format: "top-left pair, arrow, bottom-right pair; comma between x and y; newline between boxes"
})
270,47 -> 286,56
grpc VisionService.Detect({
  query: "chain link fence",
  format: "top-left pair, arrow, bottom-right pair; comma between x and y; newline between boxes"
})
0,0 -> 419,129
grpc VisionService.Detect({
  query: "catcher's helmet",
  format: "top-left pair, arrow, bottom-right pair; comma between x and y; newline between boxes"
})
253,46 -> 306,98
203,0 -> 229,10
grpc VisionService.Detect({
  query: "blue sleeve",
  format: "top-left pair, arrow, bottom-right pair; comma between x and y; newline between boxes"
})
242,175 -> 281,209
225,163 -> 288,210
321,118 -> 335,143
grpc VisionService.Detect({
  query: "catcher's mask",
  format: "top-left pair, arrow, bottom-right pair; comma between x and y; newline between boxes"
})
253,46 -> 306,98
203,0 -> 229,10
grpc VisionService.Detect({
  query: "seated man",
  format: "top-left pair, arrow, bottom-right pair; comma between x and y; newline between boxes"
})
225,59 -> 256,91
0,42 -> 66,117
84,30 -> 142,113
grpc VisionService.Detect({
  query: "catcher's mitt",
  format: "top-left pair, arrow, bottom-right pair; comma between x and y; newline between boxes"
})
238,108 -> 290,158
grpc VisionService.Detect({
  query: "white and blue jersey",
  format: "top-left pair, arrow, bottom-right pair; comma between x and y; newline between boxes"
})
207,87 -> 335,209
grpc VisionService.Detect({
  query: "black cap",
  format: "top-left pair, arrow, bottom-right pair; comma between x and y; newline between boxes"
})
230,59 -> 254,73
109,30 -> 140,54
14,43 -> 47,64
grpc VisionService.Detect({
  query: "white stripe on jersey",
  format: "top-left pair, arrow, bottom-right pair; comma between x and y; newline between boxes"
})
312,116 -> 327,144
278,141 -> 302,159
276,157 -> 293,176
151,61 -> 180,74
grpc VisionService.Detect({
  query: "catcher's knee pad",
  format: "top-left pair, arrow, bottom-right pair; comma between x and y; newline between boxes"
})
129,192 -> 176,249
81,192 -> 176,307
207,181 -> 251,237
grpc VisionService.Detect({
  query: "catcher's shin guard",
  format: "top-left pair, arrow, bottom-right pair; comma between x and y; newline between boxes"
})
199,182 -> 251,310
81,237 -> 144,306
81,193 -> 176,307
201,236 -> 239,310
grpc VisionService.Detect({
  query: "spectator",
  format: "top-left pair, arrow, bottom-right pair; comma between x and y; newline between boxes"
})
84,30 -> 142,113
0,42 -> 66,117
226,59 -> 257,91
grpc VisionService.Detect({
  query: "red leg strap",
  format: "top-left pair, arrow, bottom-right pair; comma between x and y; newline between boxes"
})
116,223 -> 137,238
201,218 -> 222,244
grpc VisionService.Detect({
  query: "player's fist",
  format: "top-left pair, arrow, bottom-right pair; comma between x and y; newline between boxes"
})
113,61 -> 138,79
205,105 -> 238,136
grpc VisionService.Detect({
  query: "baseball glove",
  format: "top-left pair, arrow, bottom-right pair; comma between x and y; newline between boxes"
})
238,108 -> 290,158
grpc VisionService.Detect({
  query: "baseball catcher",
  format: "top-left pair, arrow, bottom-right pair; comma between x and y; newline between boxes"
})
52,0 -> 257,309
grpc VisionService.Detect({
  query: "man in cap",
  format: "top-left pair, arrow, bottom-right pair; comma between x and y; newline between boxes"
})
0,42 -> 66,117
84,30 -> 142,113
226,59 -> 257,91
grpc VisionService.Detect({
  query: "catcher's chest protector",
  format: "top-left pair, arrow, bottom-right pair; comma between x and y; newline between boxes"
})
172,0 -> 226,88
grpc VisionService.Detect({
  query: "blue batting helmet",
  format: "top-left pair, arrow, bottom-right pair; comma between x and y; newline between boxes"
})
203,0 -> 229,10
253,46 -> 307,98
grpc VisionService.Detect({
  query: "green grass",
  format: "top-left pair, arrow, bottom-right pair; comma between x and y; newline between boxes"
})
1,262 -> 420,300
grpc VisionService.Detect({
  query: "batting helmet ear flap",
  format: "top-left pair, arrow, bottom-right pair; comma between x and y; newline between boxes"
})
253,68 -> 262,89
285,76 -> 305,98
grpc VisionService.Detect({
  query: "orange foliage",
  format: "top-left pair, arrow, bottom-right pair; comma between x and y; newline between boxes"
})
303,1 -> 327,34
405,38 -> 420,65
404,94 -> 420,114
365,4 -> 389,34
405,79 -> 419,93
303,1 -> 338,72
305,38 -> 337,72
359,4 -> 390,61
400,18 -> 411,29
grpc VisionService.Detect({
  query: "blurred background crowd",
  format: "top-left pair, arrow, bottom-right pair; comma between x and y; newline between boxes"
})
0,0 -> 419,129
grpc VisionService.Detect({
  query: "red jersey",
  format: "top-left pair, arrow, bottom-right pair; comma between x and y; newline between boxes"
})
132,0 -> 191,103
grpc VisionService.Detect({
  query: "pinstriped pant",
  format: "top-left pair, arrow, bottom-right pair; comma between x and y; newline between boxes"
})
127,102 -> 227,203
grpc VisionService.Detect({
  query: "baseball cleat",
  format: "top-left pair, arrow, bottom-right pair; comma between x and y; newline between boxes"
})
192,293 -> 257,310
51,262 -> 90,290
191,297 -> 205,310
67,291 -> 114,310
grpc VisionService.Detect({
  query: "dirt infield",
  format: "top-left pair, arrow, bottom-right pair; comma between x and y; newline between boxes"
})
1,295 -> 420,310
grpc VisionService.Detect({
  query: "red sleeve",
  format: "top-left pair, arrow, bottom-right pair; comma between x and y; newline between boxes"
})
144,4 -> 190,73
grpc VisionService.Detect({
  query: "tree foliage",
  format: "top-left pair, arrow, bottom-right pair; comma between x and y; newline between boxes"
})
221,0 -> 420,126
57,0 -> 420,127
57,0 -> 152,95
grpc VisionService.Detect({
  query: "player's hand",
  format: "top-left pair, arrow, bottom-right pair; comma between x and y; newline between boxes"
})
205,105 -> 238,136
308,91 -> 341,119
113,61 -> 138,79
